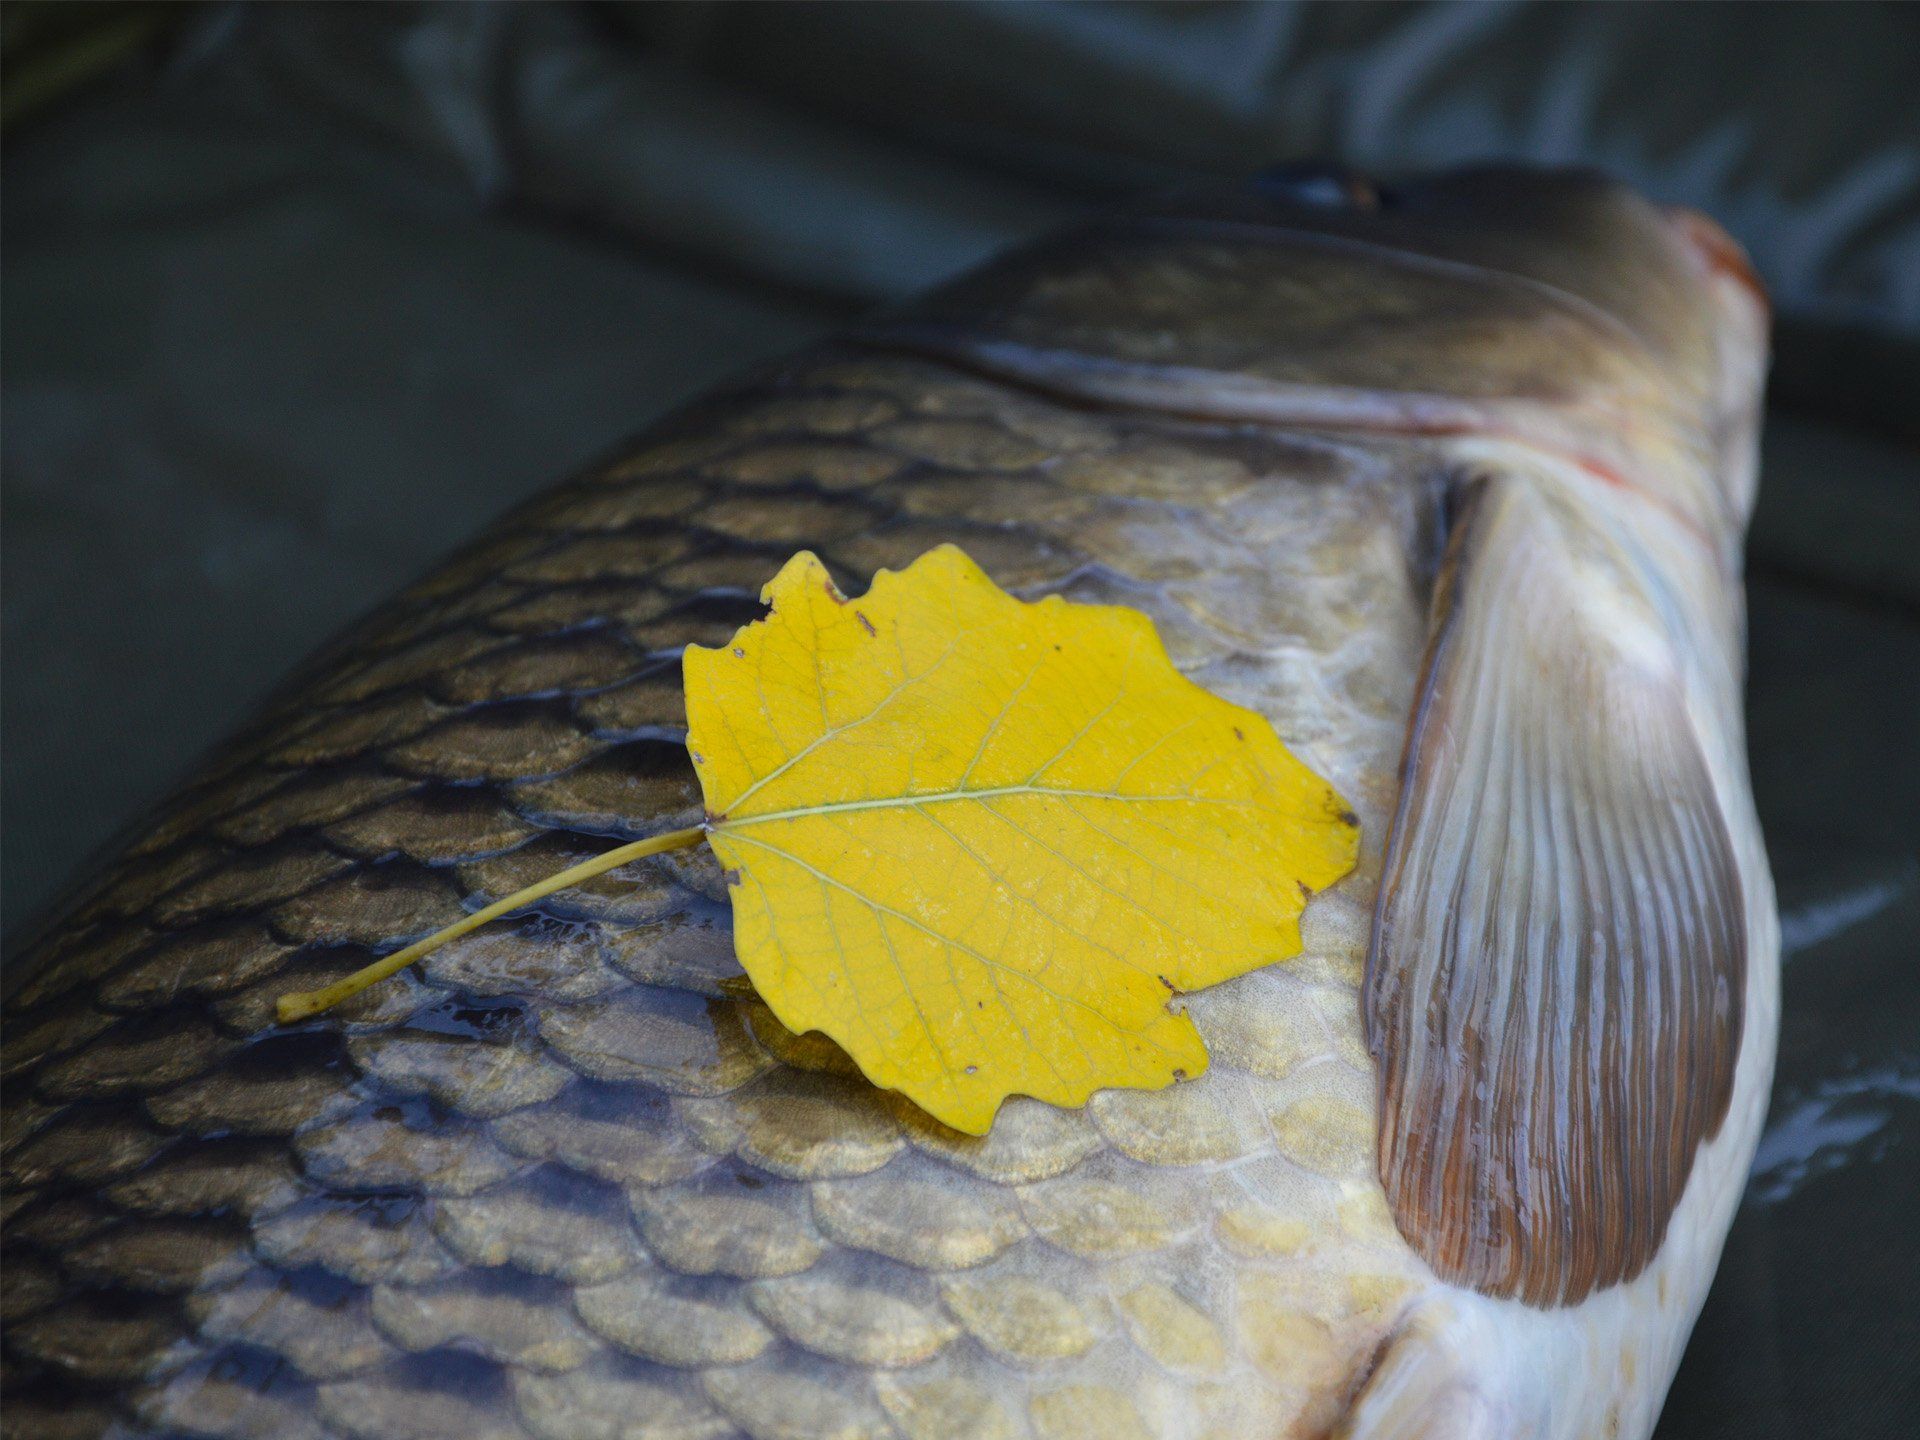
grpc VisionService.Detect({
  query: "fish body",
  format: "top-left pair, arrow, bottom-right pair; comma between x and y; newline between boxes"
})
1,167 -> 1773,1440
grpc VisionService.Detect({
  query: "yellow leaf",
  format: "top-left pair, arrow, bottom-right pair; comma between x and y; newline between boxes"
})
685,546 -> 1359,1134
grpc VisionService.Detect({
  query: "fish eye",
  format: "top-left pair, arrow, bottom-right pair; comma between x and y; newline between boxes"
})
1251,161 -> 1385,211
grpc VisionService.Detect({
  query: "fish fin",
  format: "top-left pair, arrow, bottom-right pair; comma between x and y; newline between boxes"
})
1329,1305 -> 1499,1440
1366,475 -> 1744,1307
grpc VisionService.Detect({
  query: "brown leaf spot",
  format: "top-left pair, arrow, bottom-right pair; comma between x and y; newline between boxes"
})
855,610 -> 877,638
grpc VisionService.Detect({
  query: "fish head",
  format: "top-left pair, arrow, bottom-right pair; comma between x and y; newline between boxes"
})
868,163 -> 1770,538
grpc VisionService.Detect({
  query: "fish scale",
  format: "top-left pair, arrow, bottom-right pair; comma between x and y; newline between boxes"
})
2,350 -> 1424,1440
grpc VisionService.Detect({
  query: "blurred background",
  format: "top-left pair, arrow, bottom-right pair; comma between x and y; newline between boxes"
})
3,4 -> 1915,1434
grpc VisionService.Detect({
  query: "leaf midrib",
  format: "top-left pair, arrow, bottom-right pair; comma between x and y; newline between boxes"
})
717,783 -> 1268,830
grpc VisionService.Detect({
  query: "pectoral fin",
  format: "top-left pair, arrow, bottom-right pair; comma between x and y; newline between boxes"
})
1366,477 -> 1744,1307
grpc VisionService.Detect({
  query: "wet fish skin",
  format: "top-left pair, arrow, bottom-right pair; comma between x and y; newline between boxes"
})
0,166 -> 1771,1440
0,359 -> 1426,1440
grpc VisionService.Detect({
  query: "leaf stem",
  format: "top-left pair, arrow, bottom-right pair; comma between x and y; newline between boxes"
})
274,824 -> 707,1023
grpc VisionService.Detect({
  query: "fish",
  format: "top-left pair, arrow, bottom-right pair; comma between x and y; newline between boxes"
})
0,163 -> 1775,1440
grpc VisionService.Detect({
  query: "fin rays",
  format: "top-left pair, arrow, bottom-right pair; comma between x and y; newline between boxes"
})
1366,477 -> 1744,1307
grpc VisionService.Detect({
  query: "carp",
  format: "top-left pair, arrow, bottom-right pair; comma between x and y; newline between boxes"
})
1,164 -> 1774,1440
